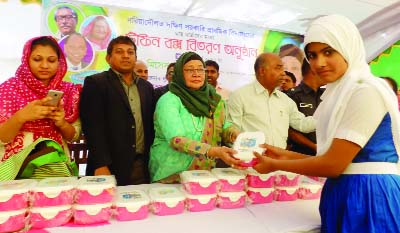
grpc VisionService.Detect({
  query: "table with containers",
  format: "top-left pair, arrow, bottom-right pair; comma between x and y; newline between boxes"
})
0,168 -> 323,233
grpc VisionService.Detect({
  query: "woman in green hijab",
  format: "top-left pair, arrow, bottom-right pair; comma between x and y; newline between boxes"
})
149,52 -> 243,183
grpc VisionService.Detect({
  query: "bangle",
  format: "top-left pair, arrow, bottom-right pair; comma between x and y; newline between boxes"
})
205,147 -> 214,161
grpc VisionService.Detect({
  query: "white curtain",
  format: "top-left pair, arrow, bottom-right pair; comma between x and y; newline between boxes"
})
357,1 -> 400,62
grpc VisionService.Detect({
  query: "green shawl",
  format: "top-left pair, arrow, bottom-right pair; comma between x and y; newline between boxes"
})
169,51 -> 221,118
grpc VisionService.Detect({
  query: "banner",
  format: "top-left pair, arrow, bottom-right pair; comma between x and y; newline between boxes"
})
370,40 -> 400,86
42,0 -> 303,90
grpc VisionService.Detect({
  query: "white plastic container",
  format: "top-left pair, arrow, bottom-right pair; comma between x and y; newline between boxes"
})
149,186 -> 185,216
0,209 -> 27,233
211,168 -> 246,192
75,176 -> 116,204
180,170 -> 218,195
233,132 -> 265,167
73,203 -> 112,225
114,187 -> 150,221
217,191 -> 246,209
274,171 -> 301,187
298,177 -> 323,200
246,169 -> 275,188
30,205 -> 72,229
181,189 -> 217,212
0,179 -> 37,211
32,177 -> 77,207
246,187 -> 274,204
274,187 -> 299,201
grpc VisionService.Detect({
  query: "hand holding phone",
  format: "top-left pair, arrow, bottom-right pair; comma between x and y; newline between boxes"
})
44,90 -> 64,107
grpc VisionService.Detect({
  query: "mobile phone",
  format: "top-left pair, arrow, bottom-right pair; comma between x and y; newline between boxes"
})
44,90 -> 64,107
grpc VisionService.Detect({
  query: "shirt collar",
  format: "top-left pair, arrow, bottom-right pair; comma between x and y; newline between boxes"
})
253,80 -> 281,97
112,69 -> 139,85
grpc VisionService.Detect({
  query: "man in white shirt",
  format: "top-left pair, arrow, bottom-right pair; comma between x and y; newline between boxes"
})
227,53 -> 315,149
205,60 -> 231,100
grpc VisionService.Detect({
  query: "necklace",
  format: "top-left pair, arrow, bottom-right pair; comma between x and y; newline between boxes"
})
191,114 -> 203,132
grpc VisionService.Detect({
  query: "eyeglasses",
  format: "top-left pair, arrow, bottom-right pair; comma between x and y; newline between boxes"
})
183,68 -> 206,75
55,15 -> 77,22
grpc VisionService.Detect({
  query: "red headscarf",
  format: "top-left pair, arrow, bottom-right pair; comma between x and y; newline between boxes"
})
82,16 -> 111,50
0,36 -> 81,161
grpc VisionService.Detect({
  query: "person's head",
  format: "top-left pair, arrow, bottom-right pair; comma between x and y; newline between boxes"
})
54,6 -> 77,37
279,44 -> 304,84
88,16 -> 109,42
254,53 -> 285,92
301,58 -> 326,88
280,71 -> 296,91
205,60 -> 219,87
281,55 -> 302,85
381,77 -> 398,95
64,33 -> 87,66
134,60 -> 149,80
22,36 -> 66,87
106,36 -> 137,75
173,52 -> 206,90
165,62 -> 175,83
303,15 -> 364,84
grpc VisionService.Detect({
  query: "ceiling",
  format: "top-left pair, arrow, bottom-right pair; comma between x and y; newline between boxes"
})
81,0 -> 399,35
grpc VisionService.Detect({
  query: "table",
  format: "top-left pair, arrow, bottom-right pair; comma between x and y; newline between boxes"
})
49,184 -> 321,233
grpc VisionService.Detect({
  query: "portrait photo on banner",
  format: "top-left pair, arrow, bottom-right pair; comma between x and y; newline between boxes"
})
46,3 -> 85,40
80,15 -> 117,51
58,33 -> 94,72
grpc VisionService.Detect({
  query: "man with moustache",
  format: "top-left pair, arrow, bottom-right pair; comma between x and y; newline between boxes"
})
80,36 -> 155,185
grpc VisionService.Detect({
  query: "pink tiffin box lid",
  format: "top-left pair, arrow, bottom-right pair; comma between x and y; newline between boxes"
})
217,191 -> 246,209
114,187 -> 150,213
274,186 -> 299,201
73,202 -> 112,224
180,170 -> 218,194
0,208 -> 26,232
211,168 -> 246,191
246,168 -> 275,188
149,186 -> 185,211
232,131 -> 265,166
181,188 -> 217,212
30,205 -> 72,228
32,177 -> 77,206
246,187 -> 274,204
298,176 -> 323,199
274,171 -> 301,186
0,179 -> 37,211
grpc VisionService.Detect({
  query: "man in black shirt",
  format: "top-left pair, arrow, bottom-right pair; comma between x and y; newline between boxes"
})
286,59 -> 325,155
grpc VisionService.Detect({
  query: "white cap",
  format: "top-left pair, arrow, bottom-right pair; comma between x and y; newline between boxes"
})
77,176 -> 116,195
114,187 -> 150,212
211,168 -> 245,184
0,179 -> 37,202
180,170 -> 218,187
33,177 -> 77,198
149,187 -> 185,208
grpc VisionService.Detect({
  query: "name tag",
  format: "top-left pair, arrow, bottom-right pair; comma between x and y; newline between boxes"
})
300,103 -> 313,108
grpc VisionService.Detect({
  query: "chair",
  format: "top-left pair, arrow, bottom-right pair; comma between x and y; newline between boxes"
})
67,135 -> 89,176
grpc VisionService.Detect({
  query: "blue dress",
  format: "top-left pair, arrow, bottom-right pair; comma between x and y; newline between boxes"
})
320,113 -> 400,233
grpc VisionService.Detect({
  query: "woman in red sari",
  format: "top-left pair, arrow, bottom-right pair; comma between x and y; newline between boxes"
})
0,36 -> 81,180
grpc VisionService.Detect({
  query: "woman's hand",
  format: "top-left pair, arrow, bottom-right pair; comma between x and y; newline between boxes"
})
47,100 -> 67,128
252,150 -> 276,174
15,97 -> 57,123
208,146 -> 246,169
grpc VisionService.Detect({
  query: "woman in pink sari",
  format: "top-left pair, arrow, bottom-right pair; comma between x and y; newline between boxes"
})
0,36 -> 81,180
82,16 -> 112,50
